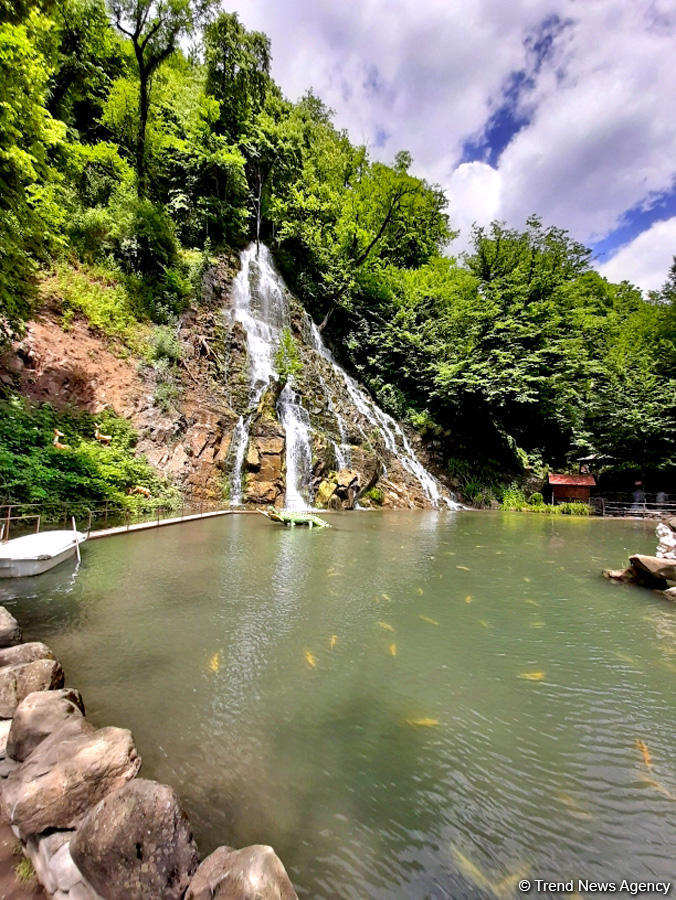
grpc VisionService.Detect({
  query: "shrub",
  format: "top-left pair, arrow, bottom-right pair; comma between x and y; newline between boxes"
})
365,486 -> 384,505
274,326 -> 302,385
528,492 -> 545,506
500,486 -> 529,510
41,262 -> 148,350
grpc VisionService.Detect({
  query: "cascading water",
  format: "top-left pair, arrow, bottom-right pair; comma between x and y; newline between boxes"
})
276,383 -> 313,510
228,244 -> 287,505
226,243 -> 457,509
307,323 -> 459,508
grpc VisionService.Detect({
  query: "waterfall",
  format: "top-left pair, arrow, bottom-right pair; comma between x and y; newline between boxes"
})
307,323 -> 459,508
277,383 -> 313,511
226,243 -> 457,510
228,245 -> 288,505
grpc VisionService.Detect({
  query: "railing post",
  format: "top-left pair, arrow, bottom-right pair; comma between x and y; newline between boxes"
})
5,506 -> 11,542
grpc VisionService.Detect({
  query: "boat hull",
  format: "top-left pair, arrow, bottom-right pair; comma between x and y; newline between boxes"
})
0,545 -> 78,579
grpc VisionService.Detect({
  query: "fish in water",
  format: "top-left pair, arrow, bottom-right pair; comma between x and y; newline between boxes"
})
456,565 -> 470,571
208,652 -> 220,673
416,587 -> 424,595
450,846 -> 530,899
389,642 -> 397,656
377,621 -> 394,632
636,739 -> 652,769
555,792 -> 593,820
304,650 -> 317,669
464,595 -> 472,603
519,671 -> 545,681
419,615 -> 439,626
642,777 -> 676,802
524,599 -> 539,606
407,717 -> 439,727
329,635 -> 337,649
523,576 -> 532,583
382,593 -> 391,601
478,619 -> 490,628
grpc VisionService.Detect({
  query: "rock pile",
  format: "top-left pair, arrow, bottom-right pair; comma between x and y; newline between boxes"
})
0,605 -> 298,900
603,519 -> 676,600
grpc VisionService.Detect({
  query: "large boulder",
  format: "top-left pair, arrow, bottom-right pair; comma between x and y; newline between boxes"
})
0,641 -> 54,668
0,658 -> 64,717
185,844 -> 298,900
628,554 -> 676,586
7,687 -> 85,761
70,779 -> 199,900
0,607 -> 21,647
2,718 -> 140,837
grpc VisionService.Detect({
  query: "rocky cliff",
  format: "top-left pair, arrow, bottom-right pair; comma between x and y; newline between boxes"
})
2,247 -> 456,511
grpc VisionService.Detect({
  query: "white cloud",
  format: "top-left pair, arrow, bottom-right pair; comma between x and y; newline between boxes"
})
226,0 -> 676,286
597,217 -> 676,293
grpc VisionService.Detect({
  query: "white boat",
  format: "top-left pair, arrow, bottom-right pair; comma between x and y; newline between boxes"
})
0,530 -> 86,578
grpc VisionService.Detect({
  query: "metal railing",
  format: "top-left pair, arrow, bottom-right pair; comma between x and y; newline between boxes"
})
592,497 -> 676,518
0,499 -> 227,541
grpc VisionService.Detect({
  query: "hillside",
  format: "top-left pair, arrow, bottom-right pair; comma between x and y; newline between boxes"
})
1,0 -> 674,513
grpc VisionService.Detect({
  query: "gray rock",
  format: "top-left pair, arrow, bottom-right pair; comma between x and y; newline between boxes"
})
0,641 -> 54,668
70,779 -> 199,900
49,841 -> 85,893
628,554 -> 676,586
185,844 -> 298,900
2,718 -> 140,837
0,607 -> 21,647
0,718 -> 11,757
7,688 -> 85,761
0,658 -> 64,718
662,587 -> 676,600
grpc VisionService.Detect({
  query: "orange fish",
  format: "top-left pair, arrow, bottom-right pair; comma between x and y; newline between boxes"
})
329,635 -> 337,649
388,643 -> 397,656
304,650 -> 317,669
636,739 -> 652,769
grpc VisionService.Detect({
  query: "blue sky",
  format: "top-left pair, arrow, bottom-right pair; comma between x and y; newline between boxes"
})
229,0 -> 676,292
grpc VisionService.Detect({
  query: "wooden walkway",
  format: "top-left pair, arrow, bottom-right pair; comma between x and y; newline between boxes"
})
87,508 -> 256,541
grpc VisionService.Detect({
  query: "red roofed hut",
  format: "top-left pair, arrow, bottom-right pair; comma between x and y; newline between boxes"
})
548,473 -> 596,503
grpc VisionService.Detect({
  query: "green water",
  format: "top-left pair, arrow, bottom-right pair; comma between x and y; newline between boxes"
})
1,512 -> 674,898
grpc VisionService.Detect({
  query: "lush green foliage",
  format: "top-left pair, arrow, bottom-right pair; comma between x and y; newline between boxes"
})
1,0 -> 673,493
500,486 -> 591,516
0,394 -> 179,512
274,326 -> 302,385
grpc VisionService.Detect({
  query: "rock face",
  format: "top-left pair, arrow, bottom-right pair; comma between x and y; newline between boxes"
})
7,687 -> 85,761
0,607 -> 21,647
2,718 -> 140,836
0,641 -> 54,668
185,844 -> 298,900
629,554 -> 676,586
70,779 -> 199,900
0,658 -> 64,717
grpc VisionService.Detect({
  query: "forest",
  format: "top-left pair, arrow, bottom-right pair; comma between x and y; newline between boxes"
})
1,0 -> 675,508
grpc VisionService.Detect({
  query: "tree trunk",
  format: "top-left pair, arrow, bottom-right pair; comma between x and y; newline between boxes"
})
136,65 -> 149,197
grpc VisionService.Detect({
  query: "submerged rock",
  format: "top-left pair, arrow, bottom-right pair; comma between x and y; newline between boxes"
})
0,641 -> 54,668
2,718 -> 140,836
0,658 -> 64,718
0,607 -> 21,647
70,779 -> 199,900
7,687 -> 85,761
185,844 -> 298,900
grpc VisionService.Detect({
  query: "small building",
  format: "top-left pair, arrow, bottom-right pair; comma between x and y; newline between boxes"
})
548,473 -> 596,503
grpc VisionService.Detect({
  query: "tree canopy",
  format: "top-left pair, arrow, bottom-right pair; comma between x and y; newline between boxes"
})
0,0 -> 673,484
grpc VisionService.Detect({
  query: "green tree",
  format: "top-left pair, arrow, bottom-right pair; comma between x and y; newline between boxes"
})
0,3 -> 65,341
109,0 -> 214,195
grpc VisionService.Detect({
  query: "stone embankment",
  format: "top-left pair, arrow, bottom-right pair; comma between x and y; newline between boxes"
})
0,608 -> 297,900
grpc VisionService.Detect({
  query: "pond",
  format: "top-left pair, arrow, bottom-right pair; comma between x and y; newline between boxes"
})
1,512 -> 674,898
